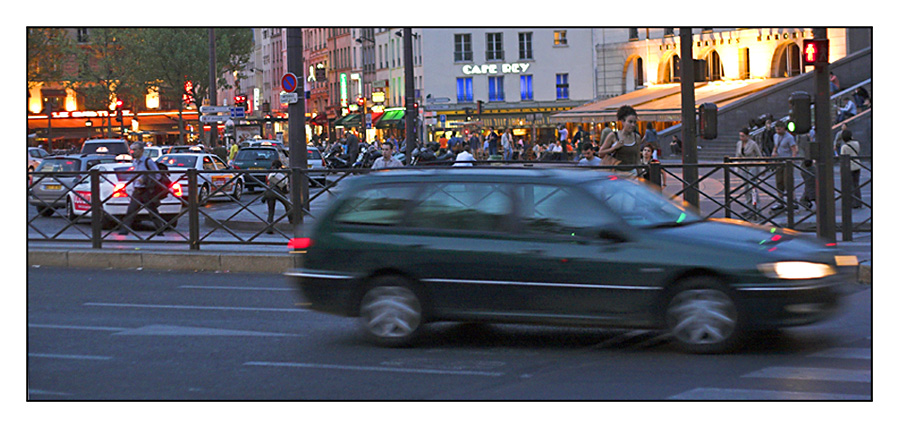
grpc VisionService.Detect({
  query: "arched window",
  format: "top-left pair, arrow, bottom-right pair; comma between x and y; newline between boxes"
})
663,54 -> 681,83
706,50 -> 724,81
777,43 -> 802,77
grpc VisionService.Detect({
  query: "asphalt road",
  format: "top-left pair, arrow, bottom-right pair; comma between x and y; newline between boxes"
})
27,267 -> 872,401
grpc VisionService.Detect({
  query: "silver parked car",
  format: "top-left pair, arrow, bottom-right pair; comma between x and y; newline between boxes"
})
29,154 -> 119,217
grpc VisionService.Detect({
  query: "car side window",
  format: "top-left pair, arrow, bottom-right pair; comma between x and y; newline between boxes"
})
203,157 -> 215,170
407,182 -> 514,232
332,183 -> 419,226
213,157 -> 227,170
515,184 -> 616,237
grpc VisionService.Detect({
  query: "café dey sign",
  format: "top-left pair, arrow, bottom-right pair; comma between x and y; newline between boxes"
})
461,62 -> 532,75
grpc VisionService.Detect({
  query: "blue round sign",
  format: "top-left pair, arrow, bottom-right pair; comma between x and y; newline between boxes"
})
281,73 -> 298,93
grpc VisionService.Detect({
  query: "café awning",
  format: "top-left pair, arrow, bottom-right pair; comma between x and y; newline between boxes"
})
374,108 -> 405,129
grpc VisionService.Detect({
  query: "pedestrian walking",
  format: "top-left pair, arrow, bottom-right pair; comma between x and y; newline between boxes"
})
597,105 -> 642,168
577,142 -> 601,166
501,128 -> 512,161
371,141 -> 403,169
264,159 -> 293,234
118,143 -> 167,236
453,144 -> 476,167
770,121 -> 798,211
735,127 -> 762,217
839,129 -> 863,209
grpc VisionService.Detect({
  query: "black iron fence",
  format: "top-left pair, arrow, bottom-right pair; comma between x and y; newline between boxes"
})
27,156 -> 871,249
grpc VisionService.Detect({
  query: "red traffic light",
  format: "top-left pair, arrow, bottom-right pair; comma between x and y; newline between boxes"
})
356,97 -> 365,106
115,99 -> 123,108
802,39 -> 828,67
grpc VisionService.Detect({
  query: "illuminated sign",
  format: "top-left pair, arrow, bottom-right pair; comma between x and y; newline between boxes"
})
340,73 -> 348,107
51,110 -> 131,119
462,63 -> 532,75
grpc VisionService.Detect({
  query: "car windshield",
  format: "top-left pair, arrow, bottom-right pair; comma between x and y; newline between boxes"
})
82,142 -> 128,155
235,149 -> 275,161
585,178 -> 701,228
158,155 -> 197,168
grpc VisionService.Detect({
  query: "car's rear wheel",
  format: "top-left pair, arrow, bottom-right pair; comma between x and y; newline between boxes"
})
359,276 -> 424,347
198,184 -> 210,203
232,180 -> 243,200
66,198 -> 77,221
665,277 -> 741,353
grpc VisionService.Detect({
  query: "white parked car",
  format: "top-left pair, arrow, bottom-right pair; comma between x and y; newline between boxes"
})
157,153 -> 243,202
67,162 -> 183,229
28,147 -> 50,171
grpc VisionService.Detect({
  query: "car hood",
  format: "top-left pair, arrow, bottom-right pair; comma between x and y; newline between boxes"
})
649,218 -> 836,263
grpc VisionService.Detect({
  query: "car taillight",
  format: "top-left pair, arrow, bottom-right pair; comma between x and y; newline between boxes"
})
170,182 -> 183,198
288,237 -> 314,251
111,183 -> 128,198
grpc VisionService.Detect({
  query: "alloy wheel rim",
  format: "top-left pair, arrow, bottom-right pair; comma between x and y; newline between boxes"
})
667,289 -> 737,345
361,286 -> 421,339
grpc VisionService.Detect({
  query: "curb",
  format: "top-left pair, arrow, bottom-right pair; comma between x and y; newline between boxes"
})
28,249 -> 295,274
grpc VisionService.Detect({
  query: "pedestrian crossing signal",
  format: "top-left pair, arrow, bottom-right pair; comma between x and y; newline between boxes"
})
802,39 -> 828,67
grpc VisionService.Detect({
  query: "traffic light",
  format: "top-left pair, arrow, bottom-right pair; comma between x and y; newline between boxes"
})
476,100 -> 483,116
234,94 -> 247,109
802,39 -> 829,68
698,103 -> 717,140
788,91 -> 812,134
356,97 -> 365,107
114,99 -> 124,123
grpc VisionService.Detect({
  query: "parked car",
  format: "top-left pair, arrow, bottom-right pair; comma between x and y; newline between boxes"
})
66,162 -> 183,228
144,145 -> 171,161
285,168 -> 859,353
28,154 -> 120,217
157,153 -> 243,202
230,146 -> 289,192
80,139 -> 130,156
28,147 -> 50,172
305,145 -> 328,186
246,139 -> 288,155
168,145 -> 209,154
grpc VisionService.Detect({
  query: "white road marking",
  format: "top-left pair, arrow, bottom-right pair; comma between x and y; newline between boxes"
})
112,324 -> 302,337
28,353 -> 112,361
83,302 -> 307,312
669,387 -> 870,400
28,389 -> 72,397
28,323 -> 127,332
244,361 -> 505,377
178,285 -> 293,291
808,348 -> 872,360
742,366 -> 871,383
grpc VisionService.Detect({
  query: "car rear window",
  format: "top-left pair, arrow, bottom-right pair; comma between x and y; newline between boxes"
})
159,155 -> 197,168
307,149 -> 322,159
114,166 -> 137,182
332,183 -> 419,226
81,142 -> 129,155
235,149 -> 276,161
37,159 -> 80,173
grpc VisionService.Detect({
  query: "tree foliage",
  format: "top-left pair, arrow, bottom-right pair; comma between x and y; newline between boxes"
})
27,28 -> 74,89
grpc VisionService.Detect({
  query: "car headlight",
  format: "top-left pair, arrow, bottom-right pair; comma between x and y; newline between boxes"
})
757,262 -> 837,280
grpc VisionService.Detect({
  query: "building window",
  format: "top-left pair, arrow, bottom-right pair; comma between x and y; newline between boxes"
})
454,34 -> 472,62
553,30 -> 567,46
556,73 -> 569,100
629,28 -> 640,41
520,75 -> 533,101
457,77 -> 473,103
664,28 -> 675,37
486,33 -> 503,61
76,28 -> 89,43
488,76 -> 504,102
518,32 -> 533,60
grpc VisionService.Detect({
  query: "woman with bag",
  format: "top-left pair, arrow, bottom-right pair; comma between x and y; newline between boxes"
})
264,159 -> 293,234
597,105 -> 643,169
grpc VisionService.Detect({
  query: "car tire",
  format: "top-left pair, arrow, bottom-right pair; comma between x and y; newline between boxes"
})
37,204 -> 54,217
665,276 -> 742,354
162,214 -> 178,228
232,180 -> 243,200
66,197 -> 77,221
358,276 -> 424,347
198,184 -> 210,204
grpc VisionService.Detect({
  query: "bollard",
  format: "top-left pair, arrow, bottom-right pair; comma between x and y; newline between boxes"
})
840,154 -> 853,241
90,169 -> 102,249
188,169 -> 200,250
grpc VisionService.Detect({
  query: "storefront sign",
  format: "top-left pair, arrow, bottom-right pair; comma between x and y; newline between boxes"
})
462,63 -> 531,75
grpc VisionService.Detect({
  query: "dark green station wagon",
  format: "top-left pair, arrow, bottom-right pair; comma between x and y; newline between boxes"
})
285,168 -> 858,353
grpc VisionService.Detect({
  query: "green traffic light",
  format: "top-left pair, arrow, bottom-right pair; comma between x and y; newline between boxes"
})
787,121 -> 796,133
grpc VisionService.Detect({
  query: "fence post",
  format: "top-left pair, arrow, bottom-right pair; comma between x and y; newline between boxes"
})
840,154 -> 853,241
723,157 -> 732,218
90,169 -> 102,249
188,169 -> 200,250
649,162 -> 661,188
785,160 -> 795,229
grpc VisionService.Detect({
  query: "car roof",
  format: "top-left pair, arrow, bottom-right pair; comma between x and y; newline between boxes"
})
366,167 -> 612,181
84,139 -> 127,144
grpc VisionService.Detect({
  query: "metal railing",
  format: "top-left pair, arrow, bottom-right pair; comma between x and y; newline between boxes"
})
27,157 -> 871,249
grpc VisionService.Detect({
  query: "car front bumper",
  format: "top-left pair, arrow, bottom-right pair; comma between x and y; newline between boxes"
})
733,274 -> 850,328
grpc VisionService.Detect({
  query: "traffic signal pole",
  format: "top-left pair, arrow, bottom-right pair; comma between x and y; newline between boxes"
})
679,28 -> 699,209
403,28 -> 417,162
287,28 -> 308,231
208,29 -> 218,149
812,27 -> 836,242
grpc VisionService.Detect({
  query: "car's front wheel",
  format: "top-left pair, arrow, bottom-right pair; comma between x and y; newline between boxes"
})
66,197 -> 77,221
358,276 -> 424,347
665,277 -> 741,353
231,180 -> 243,200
